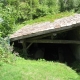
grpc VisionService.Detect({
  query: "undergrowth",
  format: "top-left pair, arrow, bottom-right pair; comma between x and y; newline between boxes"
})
0,37 -> 14,63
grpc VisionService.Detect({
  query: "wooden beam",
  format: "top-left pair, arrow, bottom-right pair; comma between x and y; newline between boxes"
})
25,33 -> 52,40
25,27 -> 77,41
26,43 -> 33,50
26,39 -> 80,44
22,40 -> 27,57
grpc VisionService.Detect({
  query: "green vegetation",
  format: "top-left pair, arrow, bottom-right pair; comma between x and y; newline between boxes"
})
0,37 -> 14,63
0,58 -> 79,80
0,0 -> 80,37
0,0 -> 80,80
0,38 -> 79,80
14,11 -> 74,32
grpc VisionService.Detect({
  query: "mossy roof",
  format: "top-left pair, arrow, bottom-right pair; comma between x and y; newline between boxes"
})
10,14 -> 80,41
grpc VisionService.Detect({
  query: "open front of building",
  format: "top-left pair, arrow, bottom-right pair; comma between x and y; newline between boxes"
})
10,14 -> 80,65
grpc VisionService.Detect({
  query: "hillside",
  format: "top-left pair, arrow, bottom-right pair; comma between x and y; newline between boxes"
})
0,57 -> 79,80
0,0 -> 80,80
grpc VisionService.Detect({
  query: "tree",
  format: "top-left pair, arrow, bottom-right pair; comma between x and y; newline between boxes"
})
0,4 -> 16,36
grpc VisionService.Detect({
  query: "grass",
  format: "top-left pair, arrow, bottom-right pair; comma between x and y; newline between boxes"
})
7,11 -> 80,80
0,57 -> 79,80
13,11 -> 74,33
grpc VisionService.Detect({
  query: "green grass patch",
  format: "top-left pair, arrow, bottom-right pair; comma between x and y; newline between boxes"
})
0,57 -> 79,80
13,11 -> 74,33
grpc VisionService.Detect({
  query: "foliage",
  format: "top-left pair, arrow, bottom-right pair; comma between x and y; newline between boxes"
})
58,0 -> 80,12
0,0 -> 80,37
0,4 -> 16,37
0,58 -> 79,80
34,0 -> 59,18
73,0 -> 80,13
0,0 -> 60,37
14,11 -> 74,32
0,37 -> 14,63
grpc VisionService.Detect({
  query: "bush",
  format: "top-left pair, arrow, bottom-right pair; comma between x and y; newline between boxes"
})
0,37 -> 14,63
0,5 -> 16,37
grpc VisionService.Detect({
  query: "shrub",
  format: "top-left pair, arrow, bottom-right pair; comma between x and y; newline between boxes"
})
0,37 -> 14,63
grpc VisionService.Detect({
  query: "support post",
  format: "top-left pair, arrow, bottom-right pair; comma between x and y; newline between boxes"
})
22,39 -> 27,58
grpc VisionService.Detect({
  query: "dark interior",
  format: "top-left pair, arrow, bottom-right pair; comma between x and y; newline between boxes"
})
28,43 -> 75,64
12,28 -> 79,65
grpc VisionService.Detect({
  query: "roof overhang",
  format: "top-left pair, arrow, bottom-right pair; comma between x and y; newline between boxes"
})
10,14 -> 80,41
